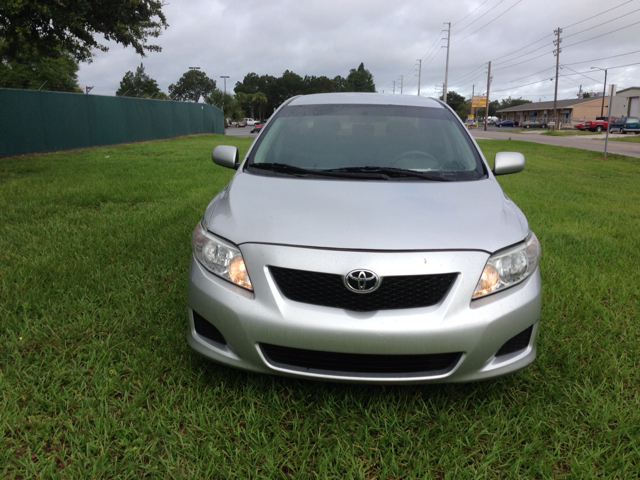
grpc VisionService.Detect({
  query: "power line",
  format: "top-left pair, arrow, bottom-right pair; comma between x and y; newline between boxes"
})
507,66 -> 556,84
491,34 -> 552,64
563,49 -> 640,66
564,6 -> 640,40
493,51 -> 551,72
491,61 -> 640,93
563,18 -> 640,49
453,64 -> 488,84
452,0 -> 522,45
562,0 -> 635,29
560,64 -> 600,84
453,0 -> 503,35
492,41 -> 554,67
451,0 -> 490,28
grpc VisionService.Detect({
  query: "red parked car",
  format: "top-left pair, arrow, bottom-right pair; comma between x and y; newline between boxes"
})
583,117 -> 616,132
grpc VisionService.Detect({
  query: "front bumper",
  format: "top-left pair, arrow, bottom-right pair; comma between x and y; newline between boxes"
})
187,243 -> 541,384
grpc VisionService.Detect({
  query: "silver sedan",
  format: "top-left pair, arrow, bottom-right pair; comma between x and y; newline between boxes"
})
187,93 -> 541,383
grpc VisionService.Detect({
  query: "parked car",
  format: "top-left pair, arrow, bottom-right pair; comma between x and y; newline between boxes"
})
495,120 -> 518,128
235,119 -> 247,128
244,118 -> 257,126
584,117 -> 615,132
522,121 -> 548,129
250,122 -> 264,133
187,92 -> 541,384
608,116 -> 640,134
574,121 -> 585,130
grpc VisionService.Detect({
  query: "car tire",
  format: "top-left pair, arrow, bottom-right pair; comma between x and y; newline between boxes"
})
622,129 -> 627,134
525,125 -> 530,129
596,125 -> 603,132
497,125 -> 501,128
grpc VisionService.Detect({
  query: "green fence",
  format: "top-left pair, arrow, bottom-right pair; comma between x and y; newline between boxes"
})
0,88 -> 225,158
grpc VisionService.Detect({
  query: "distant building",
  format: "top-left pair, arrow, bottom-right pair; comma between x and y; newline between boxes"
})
496,97 -> 620,126
611,87 -> 640,117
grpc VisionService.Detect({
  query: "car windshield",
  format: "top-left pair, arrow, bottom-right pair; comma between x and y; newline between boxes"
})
246,104 -> 486,181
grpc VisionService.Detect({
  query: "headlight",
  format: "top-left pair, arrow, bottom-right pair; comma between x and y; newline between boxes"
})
192,222 -> 253,290
473,232 -> 540,299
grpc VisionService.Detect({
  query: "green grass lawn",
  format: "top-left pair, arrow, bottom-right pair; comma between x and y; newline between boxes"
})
603,133 -> 640,143
541,130 -> 601,136
2,136 -> 639,478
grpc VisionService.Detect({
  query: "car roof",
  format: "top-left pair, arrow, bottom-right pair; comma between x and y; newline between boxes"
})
287,92 -> 445,109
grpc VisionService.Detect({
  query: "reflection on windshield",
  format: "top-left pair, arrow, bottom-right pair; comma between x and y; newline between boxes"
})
248,104 -> 485,181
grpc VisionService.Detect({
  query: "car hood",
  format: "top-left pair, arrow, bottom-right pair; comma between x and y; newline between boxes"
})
204,171 -> 528,253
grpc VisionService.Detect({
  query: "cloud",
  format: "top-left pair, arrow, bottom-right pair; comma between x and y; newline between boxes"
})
77,0 -> 640,101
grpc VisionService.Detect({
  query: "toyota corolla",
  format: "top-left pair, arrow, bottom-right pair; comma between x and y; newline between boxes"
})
187,93 -> 541,383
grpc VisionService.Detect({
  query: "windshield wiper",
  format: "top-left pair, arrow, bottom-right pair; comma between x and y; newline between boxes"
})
248,163 -> 317,176
248,163 -> 391,179
323,166 -> 455,181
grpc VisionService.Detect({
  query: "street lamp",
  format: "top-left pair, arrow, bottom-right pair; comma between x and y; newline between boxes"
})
220,76 -> 229,95
590,67 -> 607,117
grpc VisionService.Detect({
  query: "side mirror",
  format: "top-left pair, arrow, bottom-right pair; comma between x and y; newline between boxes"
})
212,145 -> 240,169
493,152 -> 525,176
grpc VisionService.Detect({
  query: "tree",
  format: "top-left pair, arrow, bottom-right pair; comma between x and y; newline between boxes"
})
475,100 -> 500,118
346,63 -> 376,92
116,63 -> 161,97
0,41 -> 80,92
333,75 -> 348,92
169,70 -> 216,102
445,91 -> 466,114
205,90 -> 242,120
253,92 -> 268,120
0,0 -> 168,64
497,96 -> 531,110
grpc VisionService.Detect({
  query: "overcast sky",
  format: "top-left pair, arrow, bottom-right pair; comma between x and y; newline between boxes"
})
77,0 -> 640,103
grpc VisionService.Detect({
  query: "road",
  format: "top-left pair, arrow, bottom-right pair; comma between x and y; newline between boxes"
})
471,129 -> 640,158
224,126 -> 259,138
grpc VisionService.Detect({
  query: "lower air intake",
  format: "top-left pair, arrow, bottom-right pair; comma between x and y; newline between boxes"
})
495,325 -> 533,357
193,310 -> 227,345
260,343 -> 462,378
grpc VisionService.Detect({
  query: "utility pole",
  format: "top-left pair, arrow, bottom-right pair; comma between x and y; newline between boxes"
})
471,84 -> 475,121
590,67 -> 607,117
392,81 -> 396,94
400,75 -> 403,94
416,59 -> 422,96
85,86 -> 94,94
604,84 -> 616,159
443,22 -> 451,106
484,61 -> 491,132
552,28 -> 562,130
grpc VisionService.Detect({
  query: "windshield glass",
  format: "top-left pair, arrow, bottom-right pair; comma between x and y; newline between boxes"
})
246,104 -> 485,181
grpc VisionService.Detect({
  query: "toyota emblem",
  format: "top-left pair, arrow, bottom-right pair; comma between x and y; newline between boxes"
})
345,269 -> 380,294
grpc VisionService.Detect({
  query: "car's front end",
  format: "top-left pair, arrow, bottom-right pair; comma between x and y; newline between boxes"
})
187,93 -> 542,383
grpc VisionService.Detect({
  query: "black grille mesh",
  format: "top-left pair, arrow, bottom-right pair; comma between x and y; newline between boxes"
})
270,266 -> 456,312
261,343 -> 462,377
495,325 -> 533,357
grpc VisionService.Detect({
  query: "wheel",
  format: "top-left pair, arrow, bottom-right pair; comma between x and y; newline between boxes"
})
596,125 -> 603,132
391,150 -> 440,169
525,125 -> 530,129
622,129 -> 627,134
497,125 -> 501,128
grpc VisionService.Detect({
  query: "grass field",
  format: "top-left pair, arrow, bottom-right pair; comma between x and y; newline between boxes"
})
604,134 -> 640,143
541,130 -> 600,136
1,135 -> 639,478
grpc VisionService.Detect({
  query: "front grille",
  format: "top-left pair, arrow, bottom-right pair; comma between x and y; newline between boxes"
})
270,267 -> 456,312
193,310 -> 227,345
261,343 -> 462,378
495,325 -> 533,357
